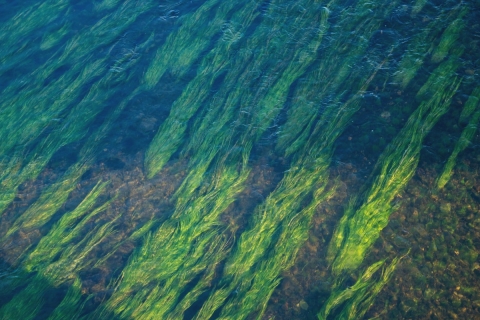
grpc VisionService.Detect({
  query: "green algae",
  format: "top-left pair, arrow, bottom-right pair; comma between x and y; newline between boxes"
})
0,180 -> 112,320
0,0 -> 478,319
47,278 -> 84,320
437,87 -> 480,189
328,57 -> 461,275
393,4 -> 465,89
144,0 -> 260,178
318,255 -> 404,320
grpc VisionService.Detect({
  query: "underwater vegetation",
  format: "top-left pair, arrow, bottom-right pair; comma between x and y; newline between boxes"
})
0,0 -> 479,319
437,86 -> 480,189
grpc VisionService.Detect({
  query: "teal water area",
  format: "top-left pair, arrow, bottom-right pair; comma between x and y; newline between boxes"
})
0,0 -> 479,319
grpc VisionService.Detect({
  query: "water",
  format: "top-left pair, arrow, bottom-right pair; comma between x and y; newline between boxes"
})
0,0 -> 479,319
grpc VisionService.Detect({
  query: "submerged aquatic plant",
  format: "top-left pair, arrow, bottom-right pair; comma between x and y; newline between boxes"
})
437,86 -> 480,189
104,1 -> 333,318
318,254 -> 405,320
393,4 -> 465,88
0,179 -> 113,319
102,155 -> 250,319
320,54 -> 462,320
144,0 -> 259,178
0,2 -> 159,216
0,0 -> 477,319
328,57 -> 461,275
430,7 -> 467,63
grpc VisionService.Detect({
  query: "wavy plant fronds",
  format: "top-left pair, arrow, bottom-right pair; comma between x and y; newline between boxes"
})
0,178 -> 111,294
145,0 -> 330,179
437,87 -> 480,189
0,0 -> 158,105
1,9 -> 194,253
43,213 -> 119,286
47,278 -> 84,320
120,3 -> 338,318
200,167 -> 336,320
22,181 -> 111,271
460,86 -> 480,123
0,201 -> 117,320
109,18 -> 337,318
416,54 -> 463,100
0,31 -> 155,216
0,0 -> 191,124
0,215 -> 117,320
411,0 -> 428,15
276,0 -> 395,156
143,0 -> 255,89
1,0 -> 475,319
339,254 -> 404,319
144,0 -> 260,178
327,57 -> 462,276
102,149 -> 251,319
0,179 -> 112,319
0,275 -> 50,320
319,260 -> 385,320
0,0 -> 69,73
107,0 -> 335,309
170,0 -> 332,202
39,21 -> 71,50
94,0 -> 123,12
393,3 -> 465,88
192,9 -> 393,315
53,0 -> 157,68
193,55 -> 384,320
0,26 -> 152,252
0,57 -> 105,215
1,0 -> 163,137
0,57 -> 106,163
132,1 -> 393,318
430,6 -> 468,63
1,161 -> 92,242
92,217 -> 159,269
192,156 -> 333,319
106,1 -> 334,302
318,254 -> 404,320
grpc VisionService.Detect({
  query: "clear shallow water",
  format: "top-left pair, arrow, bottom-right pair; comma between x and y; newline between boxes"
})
0,0 -> 479,319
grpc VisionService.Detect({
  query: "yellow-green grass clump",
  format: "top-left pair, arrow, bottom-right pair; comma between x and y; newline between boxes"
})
0,29 -> 154,216
437,86 -> 480,189
276,0 -> 394,156
318,255 -> 404,320
430,6 -> 468,63
0,0 -> 69,78
172,0 -> 331,201
144,0 -> 260,178
0,181 -> 113,320
327,57 -> 462,276
22,181 -> 111,271
194,156 -> 334,319
393,4 -> 465,89
102,153 -> 250,319
1,162 -> 91,243
143,0 -> 254,89
106,1 -> 333,318
193,60 -> 383,319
